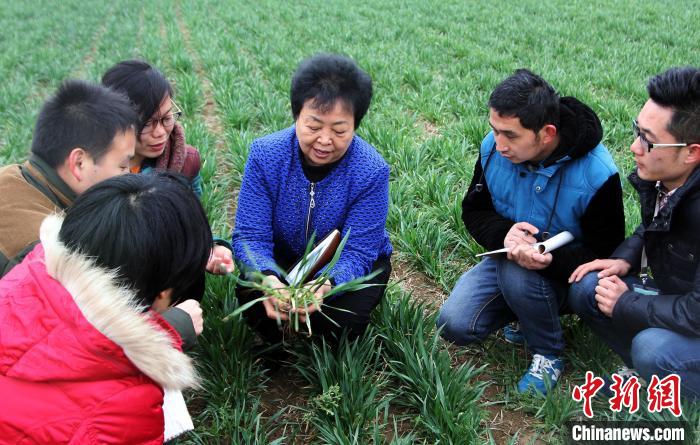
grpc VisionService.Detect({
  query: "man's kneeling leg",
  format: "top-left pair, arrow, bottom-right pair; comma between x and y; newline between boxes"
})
437,257 -> 515,345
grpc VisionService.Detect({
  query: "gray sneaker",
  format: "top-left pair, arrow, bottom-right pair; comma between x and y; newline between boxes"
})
601,366 -> 645,398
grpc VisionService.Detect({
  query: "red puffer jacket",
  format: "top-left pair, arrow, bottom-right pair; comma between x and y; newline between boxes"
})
0,215 -> 198,444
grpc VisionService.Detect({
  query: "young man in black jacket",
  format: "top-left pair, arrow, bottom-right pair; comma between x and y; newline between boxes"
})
569,66 -> 700,401
437,69 -> 625,395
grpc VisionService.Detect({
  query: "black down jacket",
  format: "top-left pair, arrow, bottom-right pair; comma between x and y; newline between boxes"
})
612,167 -> 700,337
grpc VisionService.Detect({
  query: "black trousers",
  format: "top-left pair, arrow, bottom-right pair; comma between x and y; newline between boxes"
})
237,256 -> 391,343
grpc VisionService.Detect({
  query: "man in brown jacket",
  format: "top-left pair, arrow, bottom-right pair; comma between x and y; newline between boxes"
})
0,80 -> 136,274
0,79 -> 202,349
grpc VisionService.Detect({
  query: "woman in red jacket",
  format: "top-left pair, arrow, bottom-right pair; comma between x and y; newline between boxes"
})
0,173 -> 212,444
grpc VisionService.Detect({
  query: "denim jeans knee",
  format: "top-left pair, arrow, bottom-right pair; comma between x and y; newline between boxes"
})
568,272 -> 600,318
437,258 -> 514,345
569,274 -> 648,366
631,329 -> 664,375
631,328 -> 700,400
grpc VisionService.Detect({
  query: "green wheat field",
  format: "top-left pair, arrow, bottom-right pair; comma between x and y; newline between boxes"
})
1,0 -> 698,443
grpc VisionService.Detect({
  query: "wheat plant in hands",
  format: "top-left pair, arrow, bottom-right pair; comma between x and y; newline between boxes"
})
227,230 -> 381,336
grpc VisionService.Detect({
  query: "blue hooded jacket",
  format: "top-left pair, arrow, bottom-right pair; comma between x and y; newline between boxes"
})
463,97 -> 625,281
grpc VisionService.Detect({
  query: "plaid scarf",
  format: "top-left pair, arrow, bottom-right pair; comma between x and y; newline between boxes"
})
155,122 -> 188,174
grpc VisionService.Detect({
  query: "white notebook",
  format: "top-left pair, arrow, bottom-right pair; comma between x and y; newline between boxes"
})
286,229 -> 340,286
163,389 -> 194,442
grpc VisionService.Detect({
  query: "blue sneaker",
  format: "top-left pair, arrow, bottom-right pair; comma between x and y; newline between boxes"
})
503,322 -> 525,345
517,354 -> 564,395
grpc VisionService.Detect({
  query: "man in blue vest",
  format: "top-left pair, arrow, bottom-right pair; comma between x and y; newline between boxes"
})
438,69 -> 625,394
569,66 -> 700,400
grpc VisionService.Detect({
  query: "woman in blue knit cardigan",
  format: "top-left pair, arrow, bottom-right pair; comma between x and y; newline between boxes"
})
232,54 -> 392,345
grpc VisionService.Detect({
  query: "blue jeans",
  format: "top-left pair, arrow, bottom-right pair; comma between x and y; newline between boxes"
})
569,272 -> 700,400
437,257 -> 567,356
568,272 -> 642,365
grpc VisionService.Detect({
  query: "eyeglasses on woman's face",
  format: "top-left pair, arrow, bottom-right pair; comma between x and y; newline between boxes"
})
140,101 -> 182,134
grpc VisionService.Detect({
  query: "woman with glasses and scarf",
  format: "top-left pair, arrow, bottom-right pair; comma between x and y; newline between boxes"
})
103,60 -> 234,282
102,59 -> 203,197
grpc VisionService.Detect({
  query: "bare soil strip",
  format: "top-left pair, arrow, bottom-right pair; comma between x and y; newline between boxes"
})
173,1 -> 235,229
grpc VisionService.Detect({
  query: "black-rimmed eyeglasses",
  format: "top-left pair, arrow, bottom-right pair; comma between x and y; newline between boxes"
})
140,101 -> 183,134
633,119 -> 687,152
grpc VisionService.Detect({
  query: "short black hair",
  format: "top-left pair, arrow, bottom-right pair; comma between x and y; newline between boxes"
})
647,66 -> 700,144
488,69 -> 560,132
59,173 -> 212,307
30,80 -> 138,168
102,59 -> 173,135
291,53 -> 373,129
